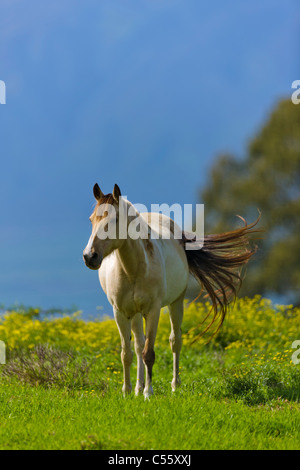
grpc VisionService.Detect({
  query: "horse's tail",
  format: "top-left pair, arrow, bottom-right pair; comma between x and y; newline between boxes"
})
182,215 -> 261,340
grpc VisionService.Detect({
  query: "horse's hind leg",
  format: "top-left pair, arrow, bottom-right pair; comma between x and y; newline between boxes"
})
131,313 -> 145,396
114,309 -> 133,396
169,292 -> 185,391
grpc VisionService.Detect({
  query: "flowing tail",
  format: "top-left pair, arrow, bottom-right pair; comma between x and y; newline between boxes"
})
182,215 -> 261,340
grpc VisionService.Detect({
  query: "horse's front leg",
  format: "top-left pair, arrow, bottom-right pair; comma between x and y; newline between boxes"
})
114,309 -> 133,395
143,304 -> 160,399
131,313 -> 145,396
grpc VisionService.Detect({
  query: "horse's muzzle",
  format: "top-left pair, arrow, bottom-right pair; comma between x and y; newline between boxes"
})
83,251 -> 102,270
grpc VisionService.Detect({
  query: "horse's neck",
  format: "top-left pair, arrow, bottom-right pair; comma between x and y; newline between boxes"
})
116,237 -> 147,278
116,200 -> 149,278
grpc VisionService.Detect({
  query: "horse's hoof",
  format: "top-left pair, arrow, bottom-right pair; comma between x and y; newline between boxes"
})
143,386 -> 153,400
122,386 -> 132,397
135,385 -> 144,396
171,377 -> 181,391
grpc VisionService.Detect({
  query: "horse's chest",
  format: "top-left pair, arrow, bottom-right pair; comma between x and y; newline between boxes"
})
113,282 -> 153,318
99,263 -> 154,317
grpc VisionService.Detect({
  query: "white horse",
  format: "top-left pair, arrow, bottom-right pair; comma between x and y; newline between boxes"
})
83,184 -> 258,398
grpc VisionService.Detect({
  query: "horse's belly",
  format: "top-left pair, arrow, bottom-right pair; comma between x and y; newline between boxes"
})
160,241 -> 189,306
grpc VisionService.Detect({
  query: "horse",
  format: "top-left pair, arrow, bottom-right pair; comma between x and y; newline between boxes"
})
83,183 -> 258,398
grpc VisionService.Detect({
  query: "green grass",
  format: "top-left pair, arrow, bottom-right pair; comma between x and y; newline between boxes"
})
0,297 -> 300,450
0,381 -> 299,450
1,347 -> 300,450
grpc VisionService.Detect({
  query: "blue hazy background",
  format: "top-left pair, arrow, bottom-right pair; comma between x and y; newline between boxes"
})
0,0 -> 299,317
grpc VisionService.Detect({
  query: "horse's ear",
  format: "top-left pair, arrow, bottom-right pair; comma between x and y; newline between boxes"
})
113,184 -> 121,202
93,183 -> 104,201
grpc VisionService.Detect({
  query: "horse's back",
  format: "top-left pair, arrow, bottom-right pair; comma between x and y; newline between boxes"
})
140,212 -> 189,305
140,212 -> 181,239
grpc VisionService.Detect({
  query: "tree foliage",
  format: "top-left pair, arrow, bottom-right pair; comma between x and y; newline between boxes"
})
200,99 -> 300,303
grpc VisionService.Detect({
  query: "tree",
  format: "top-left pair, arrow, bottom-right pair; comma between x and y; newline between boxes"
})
200,98 -> 300,304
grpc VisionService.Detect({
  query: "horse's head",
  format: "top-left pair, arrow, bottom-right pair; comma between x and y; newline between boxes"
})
83,183 -> 125,270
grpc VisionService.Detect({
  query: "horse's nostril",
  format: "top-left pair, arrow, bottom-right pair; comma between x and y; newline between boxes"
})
83,251 -> 101,268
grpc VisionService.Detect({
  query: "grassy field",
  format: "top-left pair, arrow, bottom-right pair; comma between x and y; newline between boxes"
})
0,296 -> 300,450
